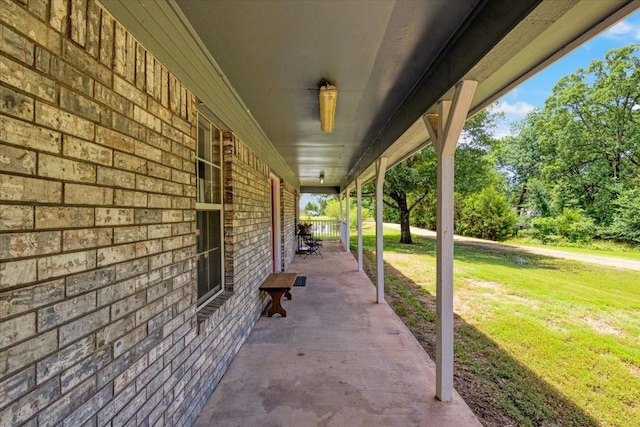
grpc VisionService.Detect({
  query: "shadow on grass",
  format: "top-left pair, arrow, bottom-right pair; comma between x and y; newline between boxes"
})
358,243 -> 599,427
451,241 -> 563,271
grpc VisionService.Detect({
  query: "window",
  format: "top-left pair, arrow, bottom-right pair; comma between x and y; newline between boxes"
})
196,113 -> 224,306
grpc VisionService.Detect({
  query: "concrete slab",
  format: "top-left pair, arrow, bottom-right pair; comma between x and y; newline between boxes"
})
194,243 -> 481,427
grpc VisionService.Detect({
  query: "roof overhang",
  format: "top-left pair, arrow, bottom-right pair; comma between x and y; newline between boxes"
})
351,0 -> 640,187
100,0 -> 639,193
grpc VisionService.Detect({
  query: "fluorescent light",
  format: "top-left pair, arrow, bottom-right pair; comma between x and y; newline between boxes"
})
319,84 -> 337,132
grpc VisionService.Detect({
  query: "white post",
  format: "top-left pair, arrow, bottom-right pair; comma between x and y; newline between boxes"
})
338,192 -> 344,244
345,187 -> 351,252
423,80 -> 477,402
436,144 -> 455,401
375,157 -> 387,303
356,178 -> 363,272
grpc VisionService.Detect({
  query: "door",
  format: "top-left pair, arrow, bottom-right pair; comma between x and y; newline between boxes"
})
270,175 -> 282,272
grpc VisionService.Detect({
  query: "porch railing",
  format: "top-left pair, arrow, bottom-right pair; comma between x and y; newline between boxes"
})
298,219 -> 341,241
340,220 -> 349,250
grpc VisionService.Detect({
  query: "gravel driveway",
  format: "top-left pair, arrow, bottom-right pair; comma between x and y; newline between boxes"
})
385,223 -> 640,271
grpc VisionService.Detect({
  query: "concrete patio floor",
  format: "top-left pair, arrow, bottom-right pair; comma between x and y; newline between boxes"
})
194,242 -> 481,427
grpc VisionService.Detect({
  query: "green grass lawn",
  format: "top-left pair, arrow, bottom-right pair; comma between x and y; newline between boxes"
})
357,224 -> 640,427
299,215 -> 334,221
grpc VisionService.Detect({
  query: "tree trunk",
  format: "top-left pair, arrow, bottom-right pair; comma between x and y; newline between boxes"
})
397,194 -> 413,244
517,183 -> 528,216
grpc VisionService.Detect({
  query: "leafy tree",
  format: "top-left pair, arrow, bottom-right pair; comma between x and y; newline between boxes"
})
383,150 -> 436,243
554,208 -> 597,243
317,196 -> 330,215
363,108 -> 504,244
524,178 -> 553,218
324,197 -> 371,227
409,109 -> 506,236
383,202 -> 400,224
495,110 -> 545,216
324,198 -> 341,219
536,45 -> 640,224
410,192 -> 436,230
304,201 -> 319,216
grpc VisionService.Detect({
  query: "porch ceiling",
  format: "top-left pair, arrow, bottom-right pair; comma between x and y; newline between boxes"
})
101,0 -> 639,192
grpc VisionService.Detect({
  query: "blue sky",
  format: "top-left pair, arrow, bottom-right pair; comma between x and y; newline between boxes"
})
491,10 -> 640,138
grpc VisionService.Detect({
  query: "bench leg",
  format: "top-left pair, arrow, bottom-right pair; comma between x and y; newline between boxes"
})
285,289 -> 292,300
266,289 -> 287,317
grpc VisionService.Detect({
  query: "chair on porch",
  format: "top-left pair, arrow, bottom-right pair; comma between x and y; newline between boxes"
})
297,223 -> 323,258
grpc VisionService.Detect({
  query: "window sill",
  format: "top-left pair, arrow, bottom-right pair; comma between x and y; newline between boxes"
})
196,290 -> 234,333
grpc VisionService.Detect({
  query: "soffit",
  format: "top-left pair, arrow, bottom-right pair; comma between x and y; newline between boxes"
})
101,0 -> 639,192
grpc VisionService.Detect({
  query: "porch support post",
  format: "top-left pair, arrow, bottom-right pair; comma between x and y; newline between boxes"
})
375,157 -> 387,303
345,187 -> 351,252
338,192 -> 344,244
423,80 -> 477,402
356,178 -> 363,272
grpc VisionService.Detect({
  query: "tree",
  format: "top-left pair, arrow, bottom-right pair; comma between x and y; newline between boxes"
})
383,150 -> 436,243
373,108 -> 504,243
324,198 -> 341,220
304,201 -> 319,216
495,110 -> 545,216
409,109 -> 506,236
523,178 -> 553,218
536,45 -> 640,224
317,195 -> 330,215
324,197 -> 371,227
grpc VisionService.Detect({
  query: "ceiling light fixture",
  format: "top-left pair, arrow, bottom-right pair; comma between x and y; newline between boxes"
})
319,82 -> 337,133
319,173 -> 324,184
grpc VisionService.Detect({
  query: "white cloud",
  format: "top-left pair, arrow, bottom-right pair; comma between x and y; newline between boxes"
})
492,101 -> 536,118
491,124 -> 513,139
603,20 -> 640,41
488,101 -> 537,138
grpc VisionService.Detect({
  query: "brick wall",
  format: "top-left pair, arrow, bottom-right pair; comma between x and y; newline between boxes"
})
223,134 -> 272,290
0,1 -> 297,425
182,132 -> 283,426
282,181 -> 298,270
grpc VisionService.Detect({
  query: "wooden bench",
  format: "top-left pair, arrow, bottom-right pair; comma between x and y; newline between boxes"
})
259,273 -> 297,317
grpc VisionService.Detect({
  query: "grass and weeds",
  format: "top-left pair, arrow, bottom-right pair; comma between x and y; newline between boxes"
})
505,236 -> 640,261
299,215 -> 334,221
357,224 -> 640,427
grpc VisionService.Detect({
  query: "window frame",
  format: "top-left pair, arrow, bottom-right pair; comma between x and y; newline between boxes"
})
195,112 -> 225,308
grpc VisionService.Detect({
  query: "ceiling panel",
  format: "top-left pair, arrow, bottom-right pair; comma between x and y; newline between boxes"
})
175,0 -> 478,188
104,0 -> 639,192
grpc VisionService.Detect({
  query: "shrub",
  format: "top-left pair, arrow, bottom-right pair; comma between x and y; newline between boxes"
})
531,217 -> 557,243
349,205 -> 371,228
324,198 -> 371,228
556,208 -> 596,243
458,187 -> 518,241
410,195 -> 436,230
531,208 -> 596,243
324,199 -> 341,219
608,188 -> 640,244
